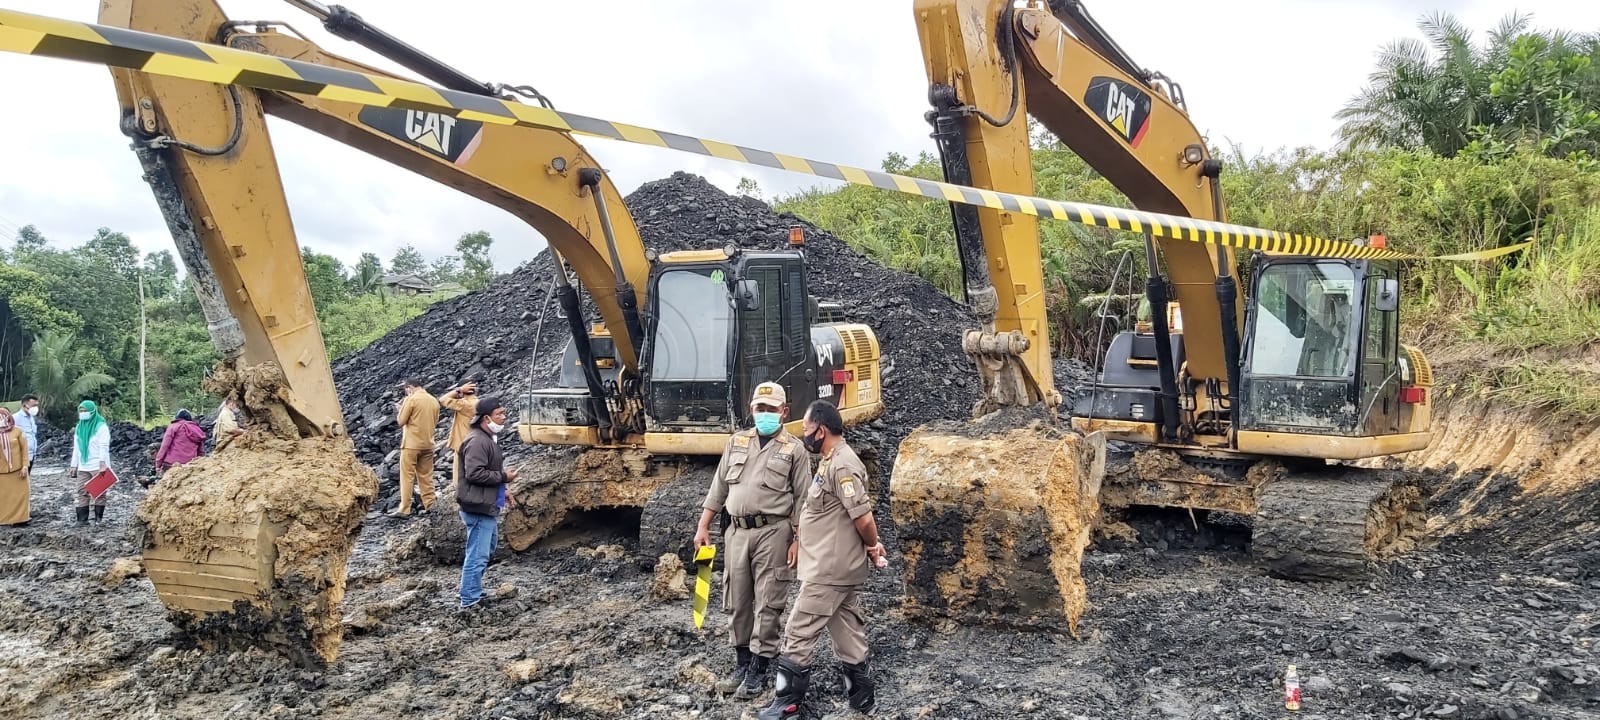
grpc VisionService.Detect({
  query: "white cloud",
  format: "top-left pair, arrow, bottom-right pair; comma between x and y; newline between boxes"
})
0,0 -> 1596,273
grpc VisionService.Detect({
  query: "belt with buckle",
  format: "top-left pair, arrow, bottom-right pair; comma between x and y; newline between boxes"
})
731,514 -> 784,530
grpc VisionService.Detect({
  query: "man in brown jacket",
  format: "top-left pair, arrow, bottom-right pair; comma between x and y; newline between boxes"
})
693,382 -> 811,700
457,396 -> 517,610
392,378 -> 441,517
438,381 -> 478,488
757,399 -> 883,720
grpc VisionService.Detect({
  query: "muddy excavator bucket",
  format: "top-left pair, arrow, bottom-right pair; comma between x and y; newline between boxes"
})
136,435 -> 376,666
892,414 -> 1106,635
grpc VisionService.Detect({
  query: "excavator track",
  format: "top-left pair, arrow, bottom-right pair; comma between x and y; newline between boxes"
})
1252,465 -> 1425,581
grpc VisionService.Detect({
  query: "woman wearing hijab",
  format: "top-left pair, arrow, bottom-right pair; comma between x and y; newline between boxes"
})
70,399 -> 113,525
153,409 -> 206,477
0,408 -> 30,526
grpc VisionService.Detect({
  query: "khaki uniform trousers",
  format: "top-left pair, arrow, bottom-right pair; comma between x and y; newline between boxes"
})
73,469 -> 106,508
723,521 -> 793,656
780,582 -> 868,665
399,448 -> 435,514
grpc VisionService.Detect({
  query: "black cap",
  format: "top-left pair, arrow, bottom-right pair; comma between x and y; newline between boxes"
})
475,396 -> 503,416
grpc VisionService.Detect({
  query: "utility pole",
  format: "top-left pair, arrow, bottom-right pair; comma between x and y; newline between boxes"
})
138,265 -> 147,425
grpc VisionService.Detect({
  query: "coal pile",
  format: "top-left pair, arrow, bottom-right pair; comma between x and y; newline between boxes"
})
109,422 -> 161,480
332,172 -> 980,493
31,419 -> 69,458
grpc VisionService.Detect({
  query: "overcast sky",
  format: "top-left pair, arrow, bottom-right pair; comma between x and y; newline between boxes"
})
2,0 -> 1597,274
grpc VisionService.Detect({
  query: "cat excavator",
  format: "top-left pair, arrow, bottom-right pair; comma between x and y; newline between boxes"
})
892,0 -> 1433,626
98,0 -> 881,663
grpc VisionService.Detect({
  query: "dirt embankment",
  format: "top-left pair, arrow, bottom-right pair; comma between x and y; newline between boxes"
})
1395,392 -> 1600,567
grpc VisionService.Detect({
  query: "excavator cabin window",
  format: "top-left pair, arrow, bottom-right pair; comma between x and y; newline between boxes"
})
649,268 -> 733,382
1247,263 -> 1357,379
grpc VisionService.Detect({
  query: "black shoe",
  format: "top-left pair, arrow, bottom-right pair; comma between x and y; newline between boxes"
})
736,654 -> 771,699
715,646 -> 752,695
755,657 -> 809,720
841,659 -> 875,713
75,507 -> 89,525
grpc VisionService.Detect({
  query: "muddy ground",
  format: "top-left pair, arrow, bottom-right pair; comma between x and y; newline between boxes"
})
3,425 -> 1596,720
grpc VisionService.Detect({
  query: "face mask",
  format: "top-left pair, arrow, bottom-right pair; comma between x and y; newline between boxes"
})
802,429 -> 824,454
753,411 -> 781,436
25,407 -> 37,416
487,421 -> 504,435
78,411 -> 91,421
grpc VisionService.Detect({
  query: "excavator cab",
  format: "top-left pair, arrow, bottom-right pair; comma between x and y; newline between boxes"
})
524,245 -> 882,450
642,248 -> 820,433
1237,257 -> 1427,447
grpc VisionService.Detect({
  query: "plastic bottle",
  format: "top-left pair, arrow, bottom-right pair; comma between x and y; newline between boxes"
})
1283,664 -> 1302,711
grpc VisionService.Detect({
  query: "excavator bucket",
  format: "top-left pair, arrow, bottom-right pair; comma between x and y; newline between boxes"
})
892,414 -> 1106,635
136,433 -> 376,666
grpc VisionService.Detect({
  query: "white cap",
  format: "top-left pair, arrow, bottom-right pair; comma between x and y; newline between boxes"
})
750,382 -> 786,409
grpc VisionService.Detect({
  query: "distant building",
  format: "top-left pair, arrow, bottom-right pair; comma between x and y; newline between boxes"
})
380,273 -> 435,295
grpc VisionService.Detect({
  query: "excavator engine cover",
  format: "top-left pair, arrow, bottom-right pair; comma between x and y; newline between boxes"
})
892,412 -> 1106,634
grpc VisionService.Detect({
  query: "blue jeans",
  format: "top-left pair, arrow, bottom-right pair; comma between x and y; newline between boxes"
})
459,510 -> 498,606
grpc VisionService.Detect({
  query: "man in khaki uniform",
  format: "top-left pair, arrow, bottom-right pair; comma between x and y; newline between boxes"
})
758,399 -> 884,720
392,378 -> 441,516
693,381 -> 810,700
439,381 -> 479,487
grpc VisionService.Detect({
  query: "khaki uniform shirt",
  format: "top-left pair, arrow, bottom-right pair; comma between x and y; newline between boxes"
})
397,391 -> 441,451
216,406 -> 239,436
702,429 -> 809,528
440,391 -> 477,452
797,440 -> 873,587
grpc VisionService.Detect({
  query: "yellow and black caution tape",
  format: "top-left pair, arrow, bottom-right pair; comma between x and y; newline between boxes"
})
691,544 -> 716,629
0,9 -> 1532,263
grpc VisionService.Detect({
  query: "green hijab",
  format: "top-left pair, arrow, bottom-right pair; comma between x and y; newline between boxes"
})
75,400 -> 105,465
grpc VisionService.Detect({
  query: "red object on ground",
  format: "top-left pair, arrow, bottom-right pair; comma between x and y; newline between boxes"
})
84,469 -> 118,499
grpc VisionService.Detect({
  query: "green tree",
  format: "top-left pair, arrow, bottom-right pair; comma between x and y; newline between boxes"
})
1337,13 -> 1600,158
301,248 -> 349,313
456,231 -> 495,290
12,224 -> 47,256
0,265 -> 85,398
351,252 -> 384,296
426,254 -> 461,286
389,244 -> 428,276
23,330 -> 114,423
143,250 -> 179,301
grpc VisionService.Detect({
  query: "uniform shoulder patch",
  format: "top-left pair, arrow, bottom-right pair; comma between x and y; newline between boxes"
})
732,434 -> 751,448
839,476 -> 859,498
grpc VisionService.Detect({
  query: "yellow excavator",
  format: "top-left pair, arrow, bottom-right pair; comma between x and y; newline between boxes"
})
100,0 -> 881,663
892,0 -> 1433,628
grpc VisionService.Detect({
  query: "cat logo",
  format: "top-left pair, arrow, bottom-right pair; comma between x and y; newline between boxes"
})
1084,77 -> 1153,148
814,341 -> 835,367
357,106 -> 484,162
404,111 -> 458,156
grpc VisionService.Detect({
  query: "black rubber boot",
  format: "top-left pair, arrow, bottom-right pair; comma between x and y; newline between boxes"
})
736,654 -> 771,699
841,659 -> 876,713
755,656 -> 809,720
714,646 -> 751,695
75,507 -> 89,525
93,506 -> 105,523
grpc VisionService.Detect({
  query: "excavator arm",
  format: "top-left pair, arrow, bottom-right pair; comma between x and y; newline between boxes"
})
100,0 -> 656,663
912,0 -> 1239,419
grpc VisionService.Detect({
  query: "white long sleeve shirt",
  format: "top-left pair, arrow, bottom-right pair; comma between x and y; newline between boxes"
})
15,411 -> 37,461
69,424 -> 112,472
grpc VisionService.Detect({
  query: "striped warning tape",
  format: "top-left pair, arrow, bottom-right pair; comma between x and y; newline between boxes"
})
0,9 -> 1531,262
691,544 -> 715,629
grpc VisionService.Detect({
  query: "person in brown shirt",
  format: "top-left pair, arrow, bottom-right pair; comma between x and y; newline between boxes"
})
392,378 -> 441,516
439,382 -> 479,488
757,399 -> 884,720
694,381 -> 810,700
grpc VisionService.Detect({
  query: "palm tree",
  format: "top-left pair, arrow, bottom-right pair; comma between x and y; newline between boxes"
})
23,330 -> 114,424
1336,12 -> 1498,157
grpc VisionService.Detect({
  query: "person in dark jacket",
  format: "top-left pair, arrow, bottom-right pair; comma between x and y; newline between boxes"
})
456,396 -> 518,610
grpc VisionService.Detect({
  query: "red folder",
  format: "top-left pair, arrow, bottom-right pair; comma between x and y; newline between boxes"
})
83,468 -> 118,499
